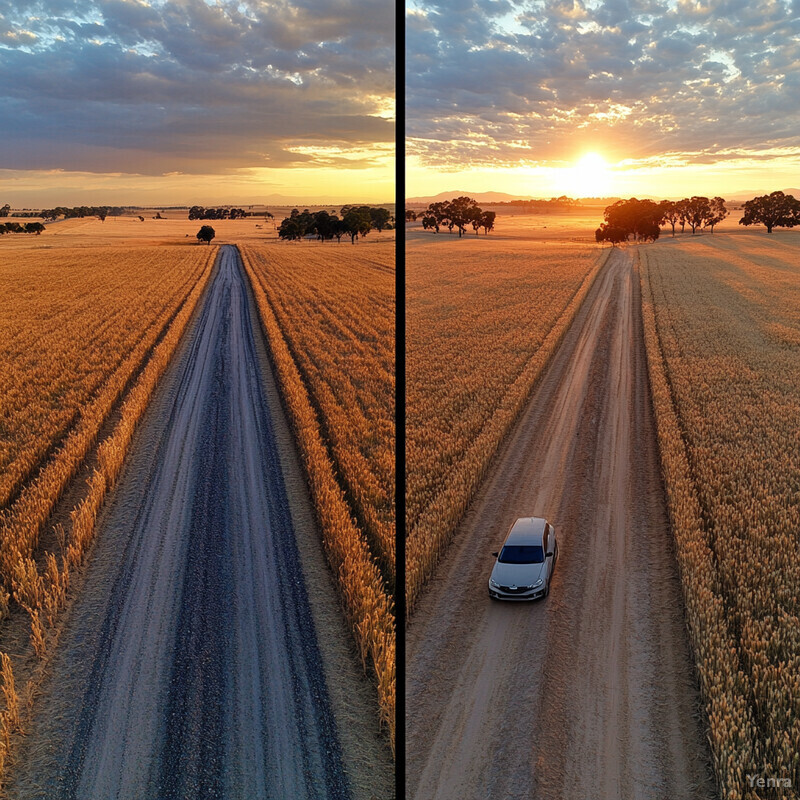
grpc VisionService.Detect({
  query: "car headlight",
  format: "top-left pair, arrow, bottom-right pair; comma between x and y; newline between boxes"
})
531,579 -> 543,588
490,579 -> 500,588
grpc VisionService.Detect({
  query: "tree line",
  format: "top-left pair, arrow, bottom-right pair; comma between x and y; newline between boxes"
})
494,195 -> 577,212
409,197 -> 496,236
596,191 -> 800,244
277,206 -> 393,244
38,206 -> 126,221
0,222 -> 45,235
188,206 -> 265,220
596,196 -> 729,244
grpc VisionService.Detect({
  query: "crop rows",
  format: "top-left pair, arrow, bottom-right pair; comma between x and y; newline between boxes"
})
239,244 -> 396,748
406,239 -> 607,613
640,234 -> 800,799
0,246 -> 217,777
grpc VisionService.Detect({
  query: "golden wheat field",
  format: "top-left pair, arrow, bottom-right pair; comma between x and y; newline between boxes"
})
239,242 -> 396,746
640,232 -> 800,800
0,247 -> 215,595
405,232 -> 608,613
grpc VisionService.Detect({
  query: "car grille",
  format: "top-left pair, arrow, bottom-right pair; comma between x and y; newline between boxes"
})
498,585 -> 532,594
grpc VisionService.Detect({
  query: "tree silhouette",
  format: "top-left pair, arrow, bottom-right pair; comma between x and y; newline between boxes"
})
705,197 -> 728,233
595,224 -> 628,245
739,191 -> 800,233
196,225 -> 215,244
659,200 -> 680,237
599,198 -> 662,242
421,214 -> 438,232
343,207 -> 372,243
420,197 -> 494,237
369,207 -> 392,231
480,210 -> 496,234
682,196 -> 713,234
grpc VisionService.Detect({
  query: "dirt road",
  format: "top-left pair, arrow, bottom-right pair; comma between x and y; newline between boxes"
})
8,246 -> 389,799
406,248 -> 716,800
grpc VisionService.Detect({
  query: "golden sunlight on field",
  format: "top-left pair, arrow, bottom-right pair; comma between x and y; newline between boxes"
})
0,214 -> 278,250
240,242 -> 396,746
406,225 -> 608,613
640,231 -> 800,798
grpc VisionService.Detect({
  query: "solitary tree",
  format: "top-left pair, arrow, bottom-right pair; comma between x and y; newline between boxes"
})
739,191 -> 800,233
196,225 -> 215,244
0,204 -> 10,218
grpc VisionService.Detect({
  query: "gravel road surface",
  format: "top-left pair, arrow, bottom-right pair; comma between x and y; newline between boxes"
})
406,248 -> 716,800
8,246 -> 358,800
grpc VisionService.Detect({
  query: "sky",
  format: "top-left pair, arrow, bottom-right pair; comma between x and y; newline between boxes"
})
406,0 -> 800,199
0,0 -> 394,206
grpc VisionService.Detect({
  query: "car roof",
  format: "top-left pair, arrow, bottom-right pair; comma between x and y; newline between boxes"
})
504,517 -> 547,546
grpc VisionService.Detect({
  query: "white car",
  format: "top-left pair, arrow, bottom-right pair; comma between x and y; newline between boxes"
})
488,517 -> 558,600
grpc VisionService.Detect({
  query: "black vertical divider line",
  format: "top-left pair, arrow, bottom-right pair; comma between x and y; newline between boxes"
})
395,5 -> 407,798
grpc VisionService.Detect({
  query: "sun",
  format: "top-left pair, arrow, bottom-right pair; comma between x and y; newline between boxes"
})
562,152 -> 612,198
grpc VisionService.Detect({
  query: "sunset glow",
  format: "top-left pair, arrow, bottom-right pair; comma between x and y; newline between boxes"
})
406,0 -> 800,201
562,153 -> 612,198
0,0 -> 395,206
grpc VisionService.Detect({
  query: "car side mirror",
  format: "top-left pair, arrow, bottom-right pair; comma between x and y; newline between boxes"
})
491,551 -> 499,558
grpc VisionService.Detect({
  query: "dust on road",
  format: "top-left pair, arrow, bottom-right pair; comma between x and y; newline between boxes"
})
406,247 -> 716,800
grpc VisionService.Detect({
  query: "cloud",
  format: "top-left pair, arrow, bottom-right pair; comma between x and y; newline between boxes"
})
0,0 -> 394,175
406,0 -> 800,170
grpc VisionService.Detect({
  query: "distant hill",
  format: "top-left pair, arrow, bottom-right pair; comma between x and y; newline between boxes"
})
725,188 -> 800,201
406,191 -> 535,205
260,193 -> 394,206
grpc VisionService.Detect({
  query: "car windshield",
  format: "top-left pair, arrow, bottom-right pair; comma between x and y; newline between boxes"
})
498,545 -> 544,564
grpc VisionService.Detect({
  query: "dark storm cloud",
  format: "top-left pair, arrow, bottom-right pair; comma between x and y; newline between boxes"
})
406,0 -> 800,168
0,0 -> 393,174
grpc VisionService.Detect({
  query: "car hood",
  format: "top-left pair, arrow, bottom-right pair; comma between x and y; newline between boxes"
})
490,560 -> 546,587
